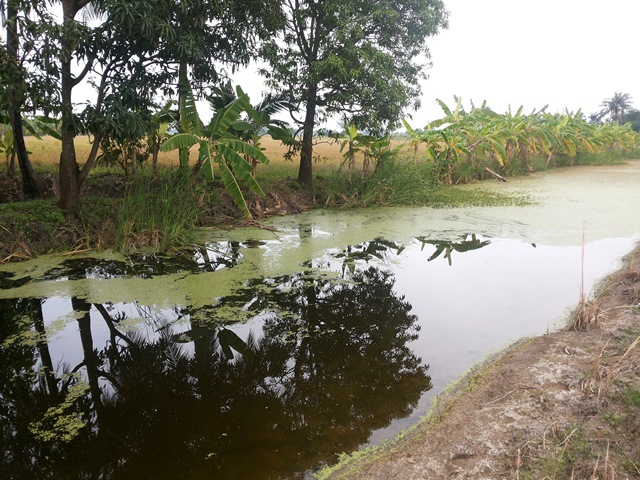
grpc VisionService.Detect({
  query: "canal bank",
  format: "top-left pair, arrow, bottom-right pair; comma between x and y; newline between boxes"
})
320,244 -> 640,479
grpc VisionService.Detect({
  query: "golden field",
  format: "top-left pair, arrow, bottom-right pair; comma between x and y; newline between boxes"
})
22,135 -> 422,176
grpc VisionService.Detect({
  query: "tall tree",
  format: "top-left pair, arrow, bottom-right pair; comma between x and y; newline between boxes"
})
621,109 -> 640,132
599,92 -> 633,124
260,0 -> 448,185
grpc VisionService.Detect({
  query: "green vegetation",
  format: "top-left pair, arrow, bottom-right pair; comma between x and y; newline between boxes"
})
114,173 -> 206,252
404,98 -> 639,185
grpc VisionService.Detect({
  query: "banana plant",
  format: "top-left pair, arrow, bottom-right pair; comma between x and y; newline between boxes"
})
209,81 -> 293,177
404,115 -> 471,184
333,122 -> 365,181
1,128 -> 14,171
161,81 -> 269,219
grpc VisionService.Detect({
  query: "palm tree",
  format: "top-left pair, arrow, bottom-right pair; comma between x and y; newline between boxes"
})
599,92 -> 633,124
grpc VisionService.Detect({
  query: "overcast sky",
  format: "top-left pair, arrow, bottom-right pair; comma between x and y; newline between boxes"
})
409,0 -> 640,126
231,0 -> 639,129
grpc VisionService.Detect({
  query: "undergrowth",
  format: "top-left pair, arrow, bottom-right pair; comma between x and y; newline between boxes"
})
114,172 -> 207,252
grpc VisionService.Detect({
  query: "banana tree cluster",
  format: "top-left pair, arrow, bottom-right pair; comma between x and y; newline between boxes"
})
405,97 -> 640,184
161,81 -> 275,219
332,122 -> 400,181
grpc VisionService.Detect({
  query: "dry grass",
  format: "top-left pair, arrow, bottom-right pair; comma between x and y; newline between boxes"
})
528,254 -> 640,480
24,135 -> 182,169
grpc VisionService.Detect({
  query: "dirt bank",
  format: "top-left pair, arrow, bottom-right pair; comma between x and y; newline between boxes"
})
324,246 -> 640,479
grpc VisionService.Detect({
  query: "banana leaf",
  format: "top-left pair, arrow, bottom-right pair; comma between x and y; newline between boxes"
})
160,132 -> 200,152
218,158 -> 252,218
222,138 -> 270,164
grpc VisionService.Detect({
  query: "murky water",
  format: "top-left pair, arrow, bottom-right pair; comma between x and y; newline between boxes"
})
1,162 -> 640,479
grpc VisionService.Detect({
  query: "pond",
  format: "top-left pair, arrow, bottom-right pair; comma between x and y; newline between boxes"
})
1,162 -> 640,479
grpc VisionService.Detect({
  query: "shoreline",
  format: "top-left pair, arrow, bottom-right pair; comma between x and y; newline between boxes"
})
319,244 -> 640,479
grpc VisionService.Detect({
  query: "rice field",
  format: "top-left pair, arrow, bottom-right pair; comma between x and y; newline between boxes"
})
22,134 -> 422,176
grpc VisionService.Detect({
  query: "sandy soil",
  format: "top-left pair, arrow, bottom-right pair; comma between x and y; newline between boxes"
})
326,246 -> 640,479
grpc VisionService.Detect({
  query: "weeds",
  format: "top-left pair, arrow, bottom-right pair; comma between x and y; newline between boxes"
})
115,172 -> 205,252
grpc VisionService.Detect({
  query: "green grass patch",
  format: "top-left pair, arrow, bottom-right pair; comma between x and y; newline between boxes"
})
0,199 -> 66,237
314,158 -> 437,208
623,385 -> 640,408
309,158 -> 533,209
115,172 -> 206,252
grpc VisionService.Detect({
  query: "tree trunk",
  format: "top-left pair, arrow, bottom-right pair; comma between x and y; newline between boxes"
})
152,134 -> 159,179
74,297 -> 105,418
10,108 -> 46,195
58,106 -> 82,212
298,88 -> 317,185
8,150 -> 16,176
58,1 -> 82,212
57,1 -> 101,212
32,298 -> 60,401
177,61 -> 190,170
6,0 -> 46,196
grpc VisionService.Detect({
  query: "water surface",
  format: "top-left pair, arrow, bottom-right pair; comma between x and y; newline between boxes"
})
1,161 -> 639,479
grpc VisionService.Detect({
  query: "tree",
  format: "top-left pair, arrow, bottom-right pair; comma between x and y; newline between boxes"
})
260,0 -> 448,185
6,0 -> 282,212
599,92 -> 633,124
621,109 -> 640,132
1,0 -> 51,195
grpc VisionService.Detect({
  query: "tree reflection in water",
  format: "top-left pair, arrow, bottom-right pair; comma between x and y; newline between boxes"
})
0,265 -> 430,479
417,233 -> 491,266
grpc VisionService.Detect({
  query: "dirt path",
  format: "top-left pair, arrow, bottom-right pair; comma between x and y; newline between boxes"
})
324,246 -> 640,479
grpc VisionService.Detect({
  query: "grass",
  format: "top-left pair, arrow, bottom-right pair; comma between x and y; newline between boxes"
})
0,199 -> 69,261
114,172 -> 207,252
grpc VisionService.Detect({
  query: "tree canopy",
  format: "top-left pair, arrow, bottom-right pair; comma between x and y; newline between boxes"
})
1,0 -> 283,210
259,0 -> 448,184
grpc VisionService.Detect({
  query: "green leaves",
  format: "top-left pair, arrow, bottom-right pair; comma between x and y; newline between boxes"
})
161,81 -> 272,219
160,133 -> 200,152
406,96 -> 640,182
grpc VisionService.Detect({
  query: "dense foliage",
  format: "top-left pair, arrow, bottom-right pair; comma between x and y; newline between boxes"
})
260,0 -> 448,184
404,98 -> 640,184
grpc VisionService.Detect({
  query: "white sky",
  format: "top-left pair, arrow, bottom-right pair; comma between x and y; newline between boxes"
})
231,0 -> 640,129
66,1 -> 638,130
410,0 -> 640,126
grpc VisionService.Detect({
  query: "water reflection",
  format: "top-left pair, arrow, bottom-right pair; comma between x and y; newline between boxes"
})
2,230 -> 635,479
0,242 -> 250,289
416,234 -> 491,265
331,238 -> 405,276
0,265 -> 430,479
